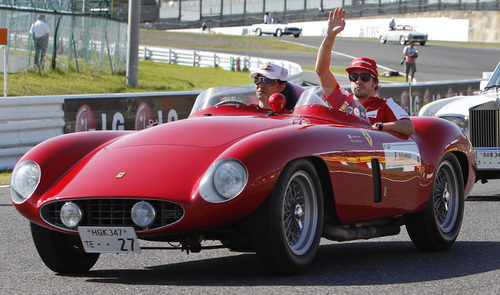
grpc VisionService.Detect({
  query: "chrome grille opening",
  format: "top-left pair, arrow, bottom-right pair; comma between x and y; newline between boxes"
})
41,199 -> 184,232
469,103 -> 500,148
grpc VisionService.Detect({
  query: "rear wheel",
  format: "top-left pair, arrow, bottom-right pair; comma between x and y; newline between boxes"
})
400,36 -> 407,45
379,36 -> 387,44
31,222 -> 99,274
420,41 -> 426,46
250,159 -> 323,275
405,154 -> 464,251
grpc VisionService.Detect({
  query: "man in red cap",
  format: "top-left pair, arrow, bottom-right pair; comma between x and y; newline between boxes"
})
315,8 -> 415,136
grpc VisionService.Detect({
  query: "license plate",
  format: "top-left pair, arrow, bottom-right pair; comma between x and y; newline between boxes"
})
475,150 -> 500,169
78,226 -> 140,253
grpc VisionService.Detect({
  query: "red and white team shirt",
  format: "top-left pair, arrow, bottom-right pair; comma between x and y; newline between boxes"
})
323,85 -> 410,125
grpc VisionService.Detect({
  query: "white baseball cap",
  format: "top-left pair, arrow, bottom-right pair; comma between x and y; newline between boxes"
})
249,62 -> 288,81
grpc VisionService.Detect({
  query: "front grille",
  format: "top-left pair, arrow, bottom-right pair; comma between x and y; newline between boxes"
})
470,104 -> 500,148
41,198 -> 184,232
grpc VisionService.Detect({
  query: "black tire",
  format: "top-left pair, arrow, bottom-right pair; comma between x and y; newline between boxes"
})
405,153 -> 464,251
293,33 -> 300,38
249,159 -> 323,275
420,41 -> 426,46
256,28 -> 262,36
275,29 -> 282,37
30,222 -> 100,274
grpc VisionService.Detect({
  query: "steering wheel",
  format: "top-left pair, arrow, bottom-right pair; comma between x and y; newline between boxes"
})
215,100 -> 248,106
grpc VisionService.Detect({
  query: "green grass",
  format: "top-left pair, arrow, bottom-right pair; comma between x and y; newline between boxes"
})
1,61 -> 252,97
0,171 -> 10,185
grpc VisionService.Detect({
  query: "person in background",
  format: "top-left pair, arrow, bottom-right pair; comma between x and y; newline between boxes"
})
315,8 -> 415,137
30,14 -> 50,69
264,12 -> 271,24
249,62 -> 303,112
389,17 -> 396,30
403,41 -> 418,82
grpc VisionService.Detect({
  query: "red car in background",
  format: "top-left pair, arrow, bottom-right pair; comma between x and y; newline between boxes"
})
10,86 -> 476,275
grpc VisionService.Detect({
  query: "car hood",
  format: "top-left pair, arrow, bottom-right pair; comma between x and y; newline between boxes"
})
419,91 -> 499,118
43,116 -> 290,201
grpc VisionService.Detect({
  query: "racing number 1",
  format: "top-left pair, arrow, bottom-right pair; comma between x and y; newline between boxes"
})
118,238 -> 135,251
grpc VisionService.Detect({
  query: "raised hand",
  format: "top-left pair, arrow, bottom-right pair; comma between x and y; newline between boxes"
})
327,8 -> 346,36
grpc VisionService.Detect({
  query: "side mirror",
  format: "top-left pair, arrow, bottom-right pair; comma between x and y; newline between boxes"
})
269,93 -> 286,114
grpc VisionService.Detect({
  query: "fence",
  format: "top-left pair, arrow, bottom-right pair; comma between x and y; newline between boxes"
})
0,9 -> 127,74
139,45 -> 304,84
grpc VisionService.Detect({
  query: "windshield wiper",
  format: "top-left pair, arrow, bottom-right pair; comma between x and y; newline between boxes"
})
483,84 -> 500,91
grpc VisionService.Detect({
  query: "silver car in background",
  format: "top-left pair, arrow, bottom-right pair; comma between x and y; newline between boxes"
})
419,62 -> 500,183
379,25 -> 428,45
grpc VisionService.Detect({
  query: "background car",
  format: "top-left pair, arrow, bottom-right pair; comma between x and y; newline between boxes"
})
419,62 -> 500,183
251,23 -> 302,37
379,24 -> 428,45
10,86 -> 475,276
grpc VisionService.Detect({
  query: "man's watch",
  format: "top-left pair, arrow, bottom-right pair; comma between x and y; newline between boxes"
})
376,122 -> 384,130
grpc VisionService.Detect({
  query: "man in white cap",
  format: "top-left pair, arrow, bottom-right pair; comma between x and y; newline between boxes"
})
249,62 -> 303,111
315,8 -> 414,136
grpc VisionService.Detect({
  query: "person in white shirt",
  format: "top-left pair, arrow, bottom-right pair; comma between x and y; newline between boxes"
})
30,15 -> 50,69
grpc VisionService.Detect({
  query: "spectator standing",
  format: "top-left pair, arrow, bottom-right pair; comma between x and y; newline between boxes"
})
389,17 -> 396,30
30,15 -> 50,69
264,12 -> 271,24
403,41 -> 418,82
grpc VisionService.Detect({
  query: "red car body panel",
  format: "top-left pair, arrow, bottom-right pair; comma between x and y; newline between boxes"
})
12,92 -> 476,238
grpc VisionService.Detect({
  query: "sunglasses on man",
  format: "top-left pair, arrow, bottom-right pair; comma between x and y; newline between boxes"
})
348,72 -> 376,82
254,76 -> 278,86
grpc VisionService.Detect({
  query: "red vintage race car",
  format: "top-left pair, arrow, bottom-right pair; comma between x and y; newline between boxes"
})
10,86 -> 476,275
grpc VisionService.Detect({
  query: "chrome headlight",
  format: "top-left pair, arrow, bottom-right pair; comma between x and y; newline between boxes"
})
10,160 -> 41,204
199,158 -> 248,203
440,115 -> 467,131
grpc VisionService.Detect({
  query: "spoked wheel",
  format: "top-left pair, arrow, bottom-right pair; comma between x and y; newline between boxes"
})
30,222 -> 100,274
405,154 -> 464,251
250,159 -> 323,275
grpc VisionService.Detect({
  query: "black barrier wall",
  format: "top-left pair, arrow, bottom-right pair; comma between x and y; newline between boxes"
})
63,80 -> 482,133
64,91 -> 201,133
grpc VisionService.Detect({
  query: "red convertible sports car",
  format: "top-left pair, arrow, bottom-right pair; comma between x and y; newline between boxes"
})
10,86 -> 476,275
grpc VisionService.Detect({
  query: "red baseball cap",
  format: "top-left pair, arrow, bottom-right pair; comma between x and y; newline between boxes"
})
346,57 -> 378,77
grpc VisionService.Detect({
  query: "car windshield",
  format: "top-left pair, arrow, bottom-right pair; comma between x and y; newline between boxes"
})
190,85 -> 258,115
190,85 -> 370,126
483,63 -> 500,91
293,86 -> 371,126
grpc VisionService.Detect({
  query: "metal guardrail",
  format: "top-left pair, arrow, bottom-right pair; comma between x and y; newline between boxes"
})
139,46 -> 304,85
0,96 -> 65,169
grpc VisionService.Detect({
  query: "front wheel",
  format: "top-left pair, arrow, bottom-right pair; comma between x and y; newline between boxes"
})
405,153 -> 464,251
30,222 -> 100,274
249,159 -> 324,275
400,36 -> 407,45
256,28 -> 262,36
275,29 -> 283,37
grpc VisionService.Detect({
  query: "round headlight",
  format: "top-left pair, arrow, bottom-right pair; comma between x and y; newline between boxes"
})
10,161 -> 41,204
60,202 -> 82,228
441,116 -> 467,131
200,158 -> 248,203
131,201 -> 156,228
214,160 -> 248,198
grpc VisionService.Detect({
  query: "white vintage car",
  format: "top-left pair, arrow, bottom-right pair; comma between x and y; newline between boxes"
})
251,23 -> 302,38
419,62 -> 500,183
379,25 -> 428,45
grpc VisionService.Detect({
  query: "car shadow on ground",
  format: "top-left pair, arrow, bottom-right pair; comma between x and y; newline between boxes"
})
81,240 -> 500,286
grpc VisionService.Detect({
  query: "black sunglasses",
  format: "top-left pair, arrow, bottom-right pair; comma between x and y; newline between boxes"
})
348,72 -> 376,82
254,76 -> 278,86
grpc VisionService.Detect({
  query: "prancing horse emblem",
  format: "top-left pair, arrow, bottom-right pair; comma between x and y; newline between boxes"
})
115,172 -> 126,179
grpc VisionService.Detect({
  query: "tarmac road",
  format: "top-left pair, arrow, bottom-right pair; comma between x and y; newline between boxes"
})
0,181 -> 499,294
216,36 -> 500,85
